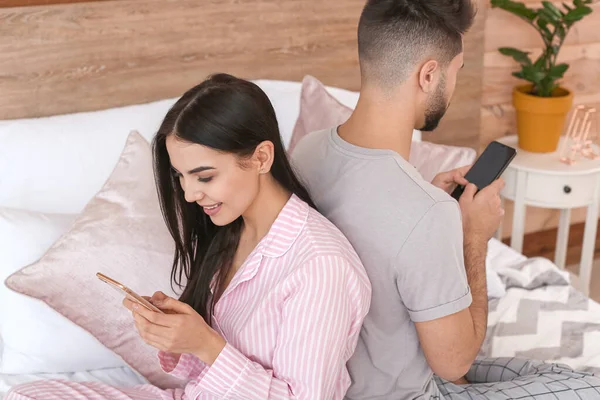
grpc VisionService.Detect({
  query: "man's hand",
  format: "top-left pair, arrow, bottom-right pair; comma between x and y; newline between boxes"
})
459,179 -> 505,244
431,165 -> 471,194
453,376 -> 469,385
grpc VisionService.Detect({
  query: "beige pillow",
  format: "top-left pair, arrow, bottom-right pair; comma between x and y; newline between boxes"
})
6,131 -> 185,389
289,75 -> 476,181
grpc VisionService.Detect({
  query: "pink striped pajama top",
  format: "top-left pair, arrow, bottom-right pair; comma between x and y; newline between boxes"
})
7,195 -> 371,400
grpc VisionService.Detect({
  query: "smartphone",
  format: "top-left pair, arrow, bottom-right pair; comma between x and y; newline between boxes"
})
96,272 -> 164,313
451,141 -> 517,201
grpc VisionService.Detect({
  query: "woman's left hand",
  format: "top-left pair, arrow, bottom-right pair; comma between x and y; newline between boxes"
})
123,292 -> 226,366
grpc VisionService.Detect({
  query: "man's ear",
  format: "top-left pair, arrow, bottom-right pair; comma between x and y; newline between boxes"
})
418,59 -> 440,94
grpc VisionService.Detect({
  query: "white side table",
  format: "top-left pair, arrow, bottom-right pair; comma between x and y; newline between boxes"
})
495,135 -> 600,296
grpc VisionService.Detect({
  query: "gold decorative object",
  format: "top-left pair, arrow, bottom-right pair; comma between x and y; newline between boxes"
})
559,105 -> 598,165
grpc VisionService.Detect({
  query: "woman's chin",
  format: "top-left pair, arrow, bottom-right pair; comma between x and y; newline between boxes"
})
210,217 -> 228,226
208,213 -> 236,227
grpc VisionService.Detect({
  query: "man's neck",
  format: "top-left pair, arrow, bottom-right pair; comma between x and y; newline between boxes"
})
337,90 -> 416,161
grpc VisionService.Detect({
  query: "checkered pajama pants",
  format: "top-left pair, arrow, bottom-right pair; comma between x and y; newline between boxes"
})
435,358 -> 600,399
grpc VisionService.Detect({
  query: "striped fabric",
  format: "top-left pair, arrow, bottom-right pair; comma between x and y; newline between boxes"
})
6,195 -> 371,400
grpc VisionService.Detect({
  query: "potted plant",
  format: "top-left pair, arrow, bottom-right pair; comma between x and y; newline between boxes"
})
490,0 -> 594,153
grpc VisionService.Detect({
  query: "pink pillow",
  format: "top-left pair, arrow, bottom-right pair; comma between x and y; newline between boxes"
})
409,141 -> 476,182
288,76 -> 353,153
5,131 -> 185,389
289,75 -> 476,180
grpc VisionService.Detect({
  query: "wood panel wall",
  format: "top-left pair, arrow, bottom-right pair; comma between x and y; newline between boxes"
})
0,0 -> 363,119
0,0 -> 487,150
482,0 -> 600,236
0,0 -> 106,6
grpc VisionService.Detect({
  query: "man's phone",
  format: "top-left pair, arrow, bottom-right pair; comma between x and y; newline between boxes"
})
451,141 -> 517,201
96,272 -> 164,313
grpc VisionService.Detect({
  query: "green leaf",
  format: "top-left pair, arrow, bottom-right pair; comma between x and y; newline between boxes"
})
491,0 -> 538,20
548,63 -> 569,78
564,6 -> 593,23
542,1 -> 565,18
538,7 -> 561,23
499,47 -> 533,66
536,17 -> 553,41
522,65 -> 546,83
563,2 -> 573,12
512,71 -> 526,80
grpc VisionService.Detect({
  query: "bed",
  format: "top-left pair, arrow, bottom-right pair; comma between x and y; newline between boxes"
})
1,0 -> 600,398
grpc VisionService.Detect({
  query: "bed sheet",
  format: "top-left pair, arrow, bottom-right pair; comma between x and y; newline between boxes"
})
0,366 -> 146,399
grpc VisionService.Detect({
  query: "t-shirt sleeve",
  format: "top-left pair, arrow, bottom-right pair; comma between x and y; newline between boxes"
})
395,200 -> 472,323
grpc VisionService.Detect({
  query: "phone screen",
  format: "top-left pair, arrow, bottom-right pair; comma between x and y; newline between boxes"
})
451,141 -> 516,200
465,142 -> 516,189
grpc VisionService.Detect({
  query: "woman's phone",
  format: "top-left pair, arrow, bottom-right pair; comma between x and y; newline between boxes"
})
96,272 -> 164,313
451,141 -> 517,201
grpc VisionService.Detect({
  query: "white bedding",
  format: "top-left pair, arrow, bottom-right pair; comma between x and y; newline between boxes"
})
0,366 -> 146,399
484,285 -> 600,374
482,253 -> 600,375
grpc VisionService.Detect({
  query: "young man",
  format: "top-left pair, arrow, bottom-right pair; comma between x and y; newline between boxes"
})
292,0 -> 600,398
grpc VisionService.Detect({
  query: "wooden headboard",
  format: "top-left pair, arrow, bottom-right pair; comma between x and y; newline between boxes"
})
0,0 -> 487,148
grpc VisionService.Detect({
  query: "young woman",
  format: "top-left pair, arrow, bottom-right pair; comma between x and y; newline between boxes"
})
6,74 -> 371,400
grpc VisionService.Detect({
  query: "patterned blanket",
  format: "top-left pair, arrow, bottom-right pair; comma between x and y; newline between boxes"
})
481,256 -> 600,375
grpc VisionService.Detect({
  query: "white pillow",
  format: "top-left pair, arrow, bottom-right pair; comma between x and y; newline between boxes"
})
0,99 -> 175,214
0,208 -> 126,373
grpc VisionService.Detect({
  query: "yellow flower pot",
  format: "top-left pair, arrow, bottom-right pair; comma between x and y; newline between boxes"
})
513,84 -> 574,153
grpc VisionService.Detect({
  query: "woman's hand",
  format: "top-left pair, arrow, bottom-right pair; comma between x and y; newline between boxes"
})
123,291 -> 226,366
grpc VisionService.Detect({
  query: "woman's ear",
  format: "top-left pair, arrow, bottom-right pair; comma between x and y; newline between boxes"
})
254,141 -> 275,174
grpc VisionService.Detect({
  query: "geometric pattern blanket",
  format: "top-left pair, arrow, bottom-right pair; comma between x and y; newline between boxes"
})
481,256 -> 600,375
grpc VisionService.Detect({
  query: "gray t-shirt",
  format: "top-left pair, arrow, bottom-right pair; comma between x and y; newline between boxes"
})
291,128 -> 473,400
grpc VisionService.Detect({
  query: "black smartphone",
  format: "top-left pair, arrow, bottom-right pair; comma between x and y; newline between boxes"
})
451,141 -> 517,201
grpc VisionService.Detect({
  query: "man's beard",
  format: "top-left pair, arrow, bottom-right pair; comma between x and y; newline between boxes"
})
420,80 -> 449,132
